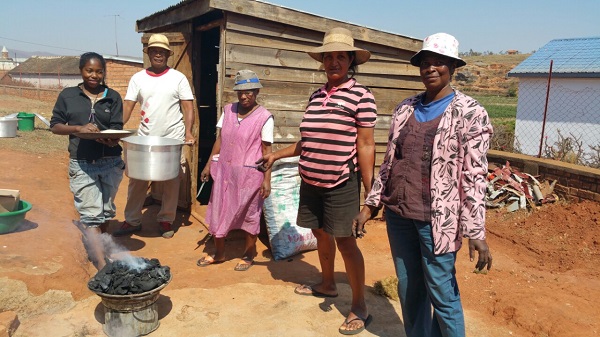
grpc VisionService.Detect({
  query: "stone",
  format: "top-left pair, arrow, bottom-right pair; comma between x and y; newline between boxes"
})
0,311 -> 19,337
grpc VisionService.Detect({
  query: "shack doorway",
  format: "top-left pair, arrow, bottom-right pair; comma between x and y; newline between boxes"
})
193,21 -> 221,204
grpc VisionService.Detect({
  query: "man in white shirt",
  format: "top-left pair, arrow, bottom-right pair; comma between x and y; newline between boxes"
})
114,34 -> 195,239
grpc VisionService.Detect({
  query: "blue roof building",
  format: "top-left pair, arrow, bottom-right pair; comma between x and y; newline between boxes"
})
508,37 -> 600,78
507,37 -> 600,160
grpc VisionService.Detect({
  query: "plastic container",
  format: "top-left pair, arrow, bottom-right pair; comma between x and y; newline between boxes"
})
0,200 -> 32,234
0,117 -> 18,138
17,112 -> 35,131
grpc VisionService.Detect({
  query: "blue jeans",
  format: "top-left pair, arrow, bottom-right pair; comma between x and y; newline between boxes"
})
68,157 -> 125,226
385,208 -> 465,337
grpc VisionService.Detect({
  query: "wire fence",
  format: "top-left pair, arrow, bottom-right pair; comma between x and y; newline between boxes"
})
464,75 -> 600,169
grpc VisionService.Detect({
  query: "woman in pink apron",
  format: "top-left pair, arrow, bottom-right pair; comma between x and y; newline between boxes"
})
197,70 -> 273,272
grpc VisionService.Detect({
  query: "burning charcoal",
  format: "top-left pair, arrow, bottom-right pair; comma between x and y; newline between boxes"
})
140,278 -> 159,292
98,274 -> 112,291
88,257 -> 171,295
150,266 -> 170,282
156,268 -> 166,280
115,285 -> 128,295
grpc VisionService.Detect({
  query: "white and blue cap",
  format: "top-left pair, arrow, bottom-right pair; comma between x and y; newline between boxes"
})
232,70 -> 263,91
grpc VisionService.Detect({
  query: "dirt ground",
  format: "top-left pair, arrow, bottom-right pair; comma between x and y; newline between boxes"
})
1,95 -> 599,337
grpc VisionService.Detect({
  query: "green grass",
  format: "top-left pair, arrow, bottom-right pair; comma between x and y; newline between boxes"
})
465,93 -> 517,130
1,127 -> 66,154
471,95 -> 518,118
486,105 -> 517,119
494,118 -> 516,130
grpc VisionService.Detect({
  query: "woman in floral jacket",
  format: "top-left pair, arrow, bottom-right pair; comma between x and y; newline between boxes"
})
353,33 -> 493,337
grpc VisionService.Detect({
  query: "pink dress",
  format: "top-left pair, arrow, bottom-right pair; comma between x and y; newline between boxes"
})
205,103 -> 273,238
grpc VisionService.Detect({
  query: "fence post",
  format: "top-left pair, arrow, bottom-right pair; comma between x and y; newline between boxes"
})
537,60 -> 554,158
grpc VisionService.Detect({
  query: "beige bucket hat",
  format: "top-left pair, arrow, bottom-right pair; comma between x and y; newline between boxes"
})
410,32 -> 466,68
232,70 -> 263,91
307,27 -> 371,65
143,34 -> 174,55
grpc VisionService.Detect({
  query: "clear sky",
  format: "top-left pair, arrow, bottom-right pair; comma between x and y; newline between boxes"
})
1,0 -> 598,58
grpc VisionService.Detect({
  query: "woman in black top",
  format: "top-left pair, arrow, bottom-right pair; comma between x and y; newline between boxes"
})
50,52 -> 125,270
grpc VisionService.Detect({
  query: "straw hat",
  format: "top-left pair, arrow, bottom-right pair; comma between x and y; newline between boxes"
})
307,27 -> 371,65
232,70 -> 263,91
410,32 -> 466,68
143,34 -> 174,55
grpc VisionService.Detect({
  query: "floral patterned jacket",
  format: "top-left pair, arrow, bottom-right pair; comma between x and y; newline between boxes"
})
364,89 -> 493,254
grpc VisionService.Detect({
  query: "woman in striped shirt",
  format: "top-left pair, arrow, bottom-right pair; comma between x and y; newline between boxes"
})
257,27 -> 377,335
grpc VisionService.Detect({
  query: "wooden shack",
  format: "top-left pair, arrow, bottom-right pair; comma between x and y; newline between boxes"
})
135,0 -> 424,216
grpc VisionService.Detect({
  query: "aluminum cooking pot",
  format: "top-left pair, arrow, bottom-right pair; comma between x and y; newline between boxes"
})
0,118 -> 18,138
122,136 -> 184,181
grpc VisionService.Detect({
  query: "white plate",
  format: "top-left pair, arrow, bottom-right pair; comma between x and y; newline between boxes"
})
75,130 -> 134,140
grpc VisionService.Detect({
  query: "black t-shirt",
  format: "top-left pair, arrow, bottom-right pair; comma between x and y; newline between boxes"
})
50,84 -> 124,160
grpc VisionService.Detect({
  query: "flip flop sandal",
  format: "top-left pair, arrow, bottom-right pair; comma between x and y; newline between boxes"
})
196,256 -> 224,267
294,284 -> 338,298
233,259 -> 254,271
339,314 -> 372,335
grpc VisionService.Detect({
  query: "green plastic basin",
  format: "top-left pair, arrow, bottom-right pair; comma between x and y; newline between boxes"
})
0,200 -> 32,234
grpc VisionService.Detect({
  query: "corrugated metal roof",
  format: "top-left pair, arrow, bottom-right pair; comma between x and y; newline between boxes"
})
103,55 -> 143,64
8,56 -> 80,75
136,0 -> 187,25
508,37 -> 600,78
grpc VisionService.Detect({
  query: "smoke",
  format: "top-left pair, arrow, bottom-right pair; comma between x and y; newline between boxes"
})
74,220 -> 149,271
98,233 -> 149,271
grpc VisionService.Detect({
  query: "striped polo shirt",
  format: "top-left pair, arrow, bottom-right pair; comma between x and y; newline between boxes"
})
299,78 -> 377,188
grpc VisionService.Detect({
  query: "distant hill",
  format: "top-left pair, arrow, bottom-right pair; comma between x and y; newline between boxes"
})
4,49 -> 60,59
454,54 -> 530,95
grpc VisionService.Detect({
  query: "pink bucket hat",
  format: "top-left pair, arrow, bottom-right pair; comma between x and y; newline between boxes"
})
410,33 -> 466,68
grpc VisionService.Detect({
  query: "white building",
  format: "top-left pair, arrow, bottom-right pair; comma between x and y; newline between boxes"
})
508,37 -> 600,159
7,56 -> 80,88
0,46 -> 18,71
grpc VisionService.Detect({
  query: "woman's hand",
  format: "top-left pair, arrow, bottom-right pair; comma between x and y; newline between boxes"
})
96,138 -> 120,147
77,123 -> 99,133
260,179 -> 271,199
200,165 -> 210,183
469,239 -> 493,273
351,205 -> 376,238
255,152 -> 277,172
